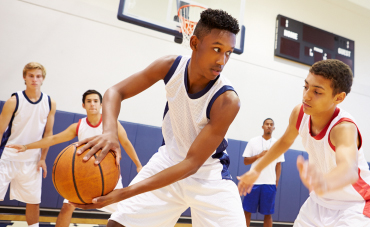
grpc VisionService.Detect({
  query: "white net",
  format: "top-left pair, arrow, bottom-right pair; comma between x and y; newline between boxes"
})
178,5 -> 207,49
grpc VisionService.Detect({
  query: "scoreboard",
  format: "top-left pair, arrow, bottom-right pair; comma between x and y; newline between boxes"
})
274,15 -> 355,75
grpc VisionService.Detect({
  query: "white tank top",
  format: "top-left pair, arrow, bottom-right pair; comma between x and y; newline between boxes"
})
159,55 -> 237,180
297,105 -> 370,216
1,91 -> 51,162
76,116 -> 102,141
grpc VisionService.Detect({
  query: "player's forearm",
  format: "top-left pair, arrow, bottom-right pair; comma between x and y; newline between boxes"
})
123,143 -> 141,168
324,159 -> 358,192
254,139 -> 290,172
243,155 -> 260,165
102,88 -> 121,134
122,159 -> 197,200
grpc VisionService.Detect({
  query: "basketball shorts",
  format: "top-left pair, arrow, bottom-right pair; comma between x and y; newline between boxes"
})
242,184 -> 276,215
110,152 -> 246,227
64,175 -> 123,213
0,159 -> 42,204
294,196 -> 370,227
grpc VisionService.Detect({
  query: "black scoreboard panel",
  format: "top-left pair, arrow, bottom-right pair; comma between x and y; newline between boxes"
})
274,15 -> 355,75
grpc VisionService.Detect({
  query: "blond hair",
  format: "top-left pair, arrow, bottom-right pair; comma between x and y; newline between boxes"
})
23,62 -> 46,78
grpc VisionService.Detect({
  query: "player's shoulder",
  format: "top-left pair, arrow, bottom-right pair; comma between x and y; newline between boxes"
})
289,103 -> 303,127
157,55 -> 179,70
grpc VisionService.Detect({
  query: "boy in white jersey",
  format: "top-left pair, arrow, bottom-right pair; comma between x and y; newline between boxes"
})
71,9 -> 246,227
0,62 -> 57,227
238,59 -> 370,226
7,89 -> 142,227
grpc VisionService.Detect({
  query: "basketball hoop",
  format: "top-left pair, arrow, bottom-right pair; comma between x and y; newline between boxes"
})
177,5 -> 207,49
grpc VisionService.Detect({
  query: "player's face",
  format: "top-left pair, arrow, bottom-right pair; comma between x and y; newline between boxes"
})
302,73 -> 343,116
193,29 -> 236,80
24,69 -> 44,88
262,120 -> 275,135
83,94 -> 102,115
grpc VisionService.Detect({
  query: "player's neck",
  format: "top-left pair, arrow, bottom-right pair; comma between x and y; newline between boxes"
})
186,61 -> 211,94
262,134 -> 272,140
86,113 -> 102,126
24,87 -> 42,102
310,106 -> 337,136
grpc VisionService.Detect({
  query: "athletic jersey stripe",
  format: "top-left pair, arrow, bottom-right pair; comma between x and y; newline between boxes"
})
353,168 -> 370,217
328,118 -> 363,151
76,119 -> 82,136
296,105 -> 304,131
164,56 -> 182,85
206,85 -> 236,119
22,90 -> 43,104
308,107 -> 339,140
0,93 -> 19,157
48,95 -> 51,111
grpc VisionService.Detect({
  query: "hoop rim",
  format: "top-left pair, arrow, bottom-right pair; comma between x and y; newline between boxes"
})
177,4 -> 207,22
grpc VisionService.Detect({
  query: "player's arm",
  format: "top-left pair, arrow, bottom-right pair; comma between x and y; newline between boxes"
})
275,162 -> 282,187
299,122 -> 359,196
0,96 -> 17,147
117,121 -> 142,172
73,90 -> 240,209
238,104 -> 301,195
6,123 -> 78,152
243,149 -> 267,165
75,55 -> 178,165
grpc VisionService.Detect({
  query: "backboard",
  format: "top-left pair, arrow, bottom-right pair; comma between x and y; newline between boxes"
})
117,0 -> 246,54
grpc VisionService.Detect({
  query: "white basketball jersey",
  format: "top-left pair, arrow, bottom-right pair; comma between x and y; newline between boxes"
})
1,91 -> 51,162
77,116 -> 102,141
159,55 -> 236,180
297,105 -> 370,217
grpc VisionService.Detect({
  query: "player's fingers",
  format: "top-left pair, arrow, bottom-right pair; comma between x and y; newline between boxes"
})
75,136 -> 97,148
115,149 -> 122,166
82,142 -> 102,162
95,145 -> 112,164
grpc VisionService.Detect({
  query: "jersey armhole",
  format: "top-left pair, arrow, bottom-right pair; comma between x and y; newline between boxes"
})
163,56 -> 182,85
296,105 -> 304,131
328,118 -> 362,151
76,119 -> 82,136
206,85 -> 236,119
11,92 -> 19,114
48,95 -> 51,111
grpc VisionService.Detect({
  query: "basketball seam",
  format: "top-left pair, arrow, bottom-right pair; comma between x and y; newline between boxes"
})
72,145 -> 86,204
53,144 -> 73,195
94,154 -> 105,196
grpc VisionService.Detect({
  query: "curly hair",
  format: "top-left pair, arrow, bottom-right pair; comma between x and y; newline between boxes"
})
193,9 -> 240,40
309,59 -> 353,96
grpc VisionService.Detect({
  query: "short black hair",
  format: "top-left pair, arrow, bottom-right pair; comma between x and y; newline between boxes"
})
309,59 -> 353,96
263,118 -> 274,125
82,90 -> 102,104
193,9 -> 240,41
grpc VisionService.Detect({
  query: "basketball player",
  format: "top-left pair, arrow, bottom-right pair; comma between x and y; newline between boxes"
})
0,62 -> 56,227
71,9 -> 246,227
242,118 -> 284,227
7,89 -> 142,227
238,59 -> 370,226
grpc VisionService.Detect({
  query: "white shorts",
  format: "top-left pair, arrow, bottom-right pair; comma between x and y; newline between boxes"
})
0,159 -> 42,204
110,152 -> 246,227
294,196 -> 370,227
64,175 -> 123,213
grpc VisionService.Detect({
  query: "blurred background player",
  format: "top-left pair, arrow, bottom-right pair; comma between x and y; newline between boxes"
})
238,59 -> 370,226
242,118 -> 284,227
0,62 -> 56,227
7,89 -> 142,227
73,9 -> 246,227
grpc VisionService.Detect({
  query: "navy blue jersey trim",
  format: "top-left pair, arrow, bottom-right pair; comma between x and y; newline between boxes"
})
206,85 -> 236,119
211,138 -> 232,180
22,90 -> 43,104
184,59 -> 220,99
164,56 -> 182,85
161,102 -> 169,146
0,93 -> 19,157
48,95 -> 51,111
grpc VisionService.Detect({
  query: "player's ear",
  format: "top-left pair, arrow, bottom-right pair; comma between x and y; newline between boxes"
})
82,103 -> 86,109
334,92 -> 346,104
190,35 -> 199,51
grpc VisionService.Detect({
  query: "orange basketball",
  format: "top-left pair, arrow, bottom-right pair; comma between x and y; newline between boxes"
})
52,144 -> 120,204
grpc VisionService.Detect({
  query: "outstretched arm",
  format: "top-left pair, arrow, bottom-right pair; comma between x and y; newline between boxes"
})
72,90 -> 240,209
297,121 -> 359,196
75,55 -> 177,165
117,121 -> 142,172
237,104 -> 300,195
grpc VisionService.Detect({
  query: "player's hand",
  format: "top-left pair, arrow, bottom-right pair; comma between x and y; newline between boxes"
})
70,188 -> 126,210
237,168 -> 261,196
5,144 -> 26,152
297,155 -> 328,196
37,160 -> 47,178
75,133 -> 122,165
